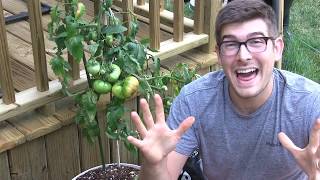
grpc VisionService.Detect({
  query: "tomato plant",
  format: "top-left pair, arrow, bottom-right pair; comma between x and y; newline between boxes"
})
48,0 -> 199,169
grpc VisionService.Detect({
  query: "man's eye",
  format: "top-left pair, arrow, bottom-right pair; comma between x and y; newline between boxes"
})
248,38 -> 264,45
223,42 -> 238,49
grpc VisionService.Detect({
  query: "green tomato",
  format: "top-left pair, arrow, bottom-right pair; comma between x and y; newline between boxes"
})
88,31 -> 97,41
112,82 -> 124,99
123,76 -> 139,98
86,60 -> 101,75
93,80 -> 112,94
107,64 -> 121,83
105,35 -> 113,46
75,2 -> 86,19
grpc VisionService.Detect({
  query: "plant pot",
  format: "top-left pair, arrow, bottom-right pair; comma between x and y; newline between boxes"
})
72,163 -> 140,180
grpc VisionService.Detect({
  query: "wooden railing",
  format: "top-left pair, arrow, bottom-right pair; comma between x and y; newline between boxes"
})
0,0 -> 283,122
0,0 -> 222,122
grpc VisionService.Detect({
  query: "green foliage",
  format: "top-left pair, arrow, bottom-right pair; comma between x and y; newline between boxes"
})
282,0 -> 320,83
48,0 -> 200,157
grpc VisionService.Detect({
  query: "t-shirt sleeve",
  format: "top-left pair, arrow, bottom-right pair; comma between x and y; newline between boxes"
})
166,87 -> 198,156
307,93 -> 320,133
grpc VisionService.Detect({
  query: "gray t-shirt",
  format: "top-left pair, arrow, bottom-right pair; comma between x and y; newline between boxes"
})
167,68 -> 320,180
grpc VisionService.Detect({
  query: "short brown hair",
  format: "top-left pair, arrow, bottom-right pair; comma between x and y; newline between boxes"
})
215,0 -> 278,46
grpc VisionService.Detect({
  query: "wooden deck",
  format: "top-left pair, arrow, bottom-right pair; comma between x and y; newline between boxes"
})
3,0 -> 178,92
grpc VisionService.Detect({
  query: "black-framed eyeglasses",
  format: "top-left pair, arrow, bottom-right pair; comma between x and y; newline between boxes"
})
219,37 -> 275,56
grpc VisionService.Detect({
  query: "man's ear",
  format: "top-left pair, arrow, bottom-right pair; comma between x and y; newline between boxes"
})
215,45 -> 222,65
274,36 -> 284,62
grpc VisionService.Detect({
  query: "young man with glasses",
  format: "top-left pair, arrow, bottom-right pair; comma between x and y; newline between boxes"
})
128,0 -> 320,179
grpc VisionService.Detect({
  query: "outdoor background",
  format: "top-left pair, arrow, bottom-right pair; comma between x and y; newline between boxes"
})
283,0 -> 320,83
165,0 -> 320,83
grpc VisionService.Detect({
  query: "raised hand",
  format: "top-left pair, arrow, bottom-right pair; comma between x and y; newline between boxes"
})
278,118 -> 320,180
127,94 -> 195,165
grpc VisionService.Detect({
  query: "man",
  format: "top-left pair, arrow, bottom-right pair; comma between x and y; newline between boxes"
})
128,0 -> 320,179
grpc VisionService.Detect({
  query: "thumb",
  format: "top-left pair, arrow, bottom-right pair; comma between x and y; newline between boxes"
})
278,132 -> 301,155
176,116 -> 195,137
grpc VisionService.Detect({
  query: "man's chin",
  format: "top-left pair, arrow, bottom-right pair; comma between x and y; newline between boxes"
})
233,87 -> 260,99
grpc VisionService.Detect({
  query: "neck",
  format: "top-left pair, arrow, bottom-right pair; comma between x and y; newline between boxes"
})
230,77 -> 274,115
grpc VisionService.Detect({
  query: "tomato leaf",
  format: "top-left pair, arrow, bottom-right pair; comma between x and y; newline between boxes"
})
123,42 -> 146,67
88,43 -> 99,55
140,37 -> 150,46
66,35 -> 84,62
129,17 -> 139,39
50,55 -> 71,77
101,25 -> 127,35
152,56 -> 160,76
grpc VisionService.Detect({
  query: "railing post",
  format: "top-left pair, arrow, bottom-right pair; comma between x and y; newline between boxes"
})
68,54 -> 80,80
194,0 -> 204,34
173,0 -> 184,42
0,0 -> 15,104
149,0 -> 160,50
274,0 -> 284,69
160,0 -> 164,11
201,0 -> 222,53
27,0 -> 49,91
137,0 -> 145,6
93,0 -> 100,16
123,0 -> 134,36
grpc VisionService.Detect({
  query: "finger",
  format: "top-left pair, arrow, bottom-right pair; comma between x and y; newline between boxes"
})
278,132 -> 301,156
140,98 -> 154,129
127,136 -> 143,149
175,116 -> 195,137
131,112 -> 147,138
154,94 -> 165,124
316,147 -> 320,159
309,119 -> 320,149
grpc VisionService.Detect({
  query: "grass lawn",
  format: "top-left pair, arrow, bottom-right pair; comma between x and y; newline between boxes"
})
283,0 -> 320,83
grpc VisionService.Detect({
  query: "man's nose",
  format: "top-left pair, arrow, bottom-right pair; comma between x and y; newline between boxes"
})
238,44 -> 252,61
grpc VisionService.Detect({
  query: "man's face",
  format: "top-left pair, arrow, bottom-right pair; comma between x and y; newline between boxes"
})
217,18 -> 284,100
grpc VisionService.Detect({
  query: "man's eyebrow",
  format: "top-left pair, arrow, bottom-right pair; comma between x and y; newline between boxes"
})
221,35 -> 237,41
247,32 -> 266,37
221,32 -> 267,41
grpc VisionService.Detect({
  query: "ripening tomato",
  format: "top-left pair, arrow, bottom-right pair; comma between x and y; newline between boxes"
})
93,80 -> 112,94
75,2 -> 85,19
111,76 -> 139,99
122,76 -> 139,98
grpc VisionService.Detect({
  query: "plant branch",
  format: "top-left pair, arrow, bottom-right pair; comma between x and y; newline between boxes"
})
82,52 -> 106,170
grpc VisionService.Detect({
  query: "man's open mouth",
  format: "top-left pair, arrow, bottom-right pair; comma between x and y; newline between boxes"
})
236,68 -> 259,81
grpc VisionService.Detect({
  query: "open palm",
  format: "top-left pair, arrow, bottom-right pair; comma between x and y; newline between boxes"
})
127,94 -> 195,165
279,118 -> 320,180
